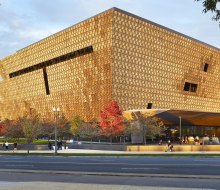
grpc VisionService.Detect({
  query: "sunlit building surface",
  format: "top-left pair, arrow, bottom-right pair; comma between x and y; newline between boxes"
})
0,8 -> 220,137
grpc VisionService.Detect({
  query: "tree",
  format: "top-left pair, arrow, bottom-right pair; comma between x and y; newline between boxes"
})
70,115 -> 84,140
21,111 -> 42,153
130,111 -> 165,144
78,118 -> 101,141
196,0 -> 220,24
38,119 -> 54,139
144,117 -> 165,142
100,100 -> 124,142
2,119 -> 24,140
123,117 -> 132,141
57,113 -> 71,139
0,122 -> 6,136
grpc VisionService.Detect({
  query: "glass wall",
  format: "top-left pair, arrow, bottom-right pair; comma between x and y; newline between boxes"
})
166,125 -> 220,143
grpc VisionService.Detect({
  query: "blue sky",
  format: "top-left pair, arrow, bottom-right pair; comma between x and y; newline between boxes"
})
0,0 -> 219,59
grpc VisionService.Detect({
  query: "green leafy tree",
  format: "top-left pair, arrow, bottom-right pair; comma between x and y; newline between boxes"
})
123,117 -> 132,137
196,0 -> 220,24
131,111 -> 165,144
144,117 -> 166,141
70,115 -> 84,140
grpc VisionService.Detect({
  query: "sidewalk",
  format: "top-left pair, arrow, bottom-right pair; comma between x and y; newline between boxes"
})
1,148 -> 220,155
0,181 -> 208,190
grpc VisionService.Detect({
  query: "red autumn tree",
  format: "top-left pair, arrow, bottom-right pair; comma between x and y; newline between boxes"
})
100,100 -> 124,142
1,119 -> 24,139
0,122 -> 6,136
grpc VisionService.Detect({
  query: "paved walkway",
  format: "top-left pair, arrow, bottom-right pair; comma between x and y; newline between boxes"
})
0,181 -> 209,190
1,148 -> 220,154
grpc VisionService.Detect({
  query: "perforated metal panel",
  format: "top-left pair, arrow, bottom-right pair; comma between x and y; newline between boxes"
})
0,8 -> 220,121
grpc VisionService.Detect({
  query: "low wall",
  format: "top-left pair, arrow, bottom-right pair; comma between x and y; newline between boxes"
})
2,144 -> 220,152
68,144 -> 126,151
0,144 -> 48,151
126,145 -> 220,152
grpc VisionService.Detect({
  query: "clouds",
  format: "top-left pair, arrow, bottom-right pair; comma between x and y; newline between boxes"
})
0,0 -> 219,59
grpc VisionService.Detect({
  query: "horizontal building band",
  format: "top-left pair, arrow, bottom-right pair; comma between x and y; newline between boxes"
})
9,45 -> 93,78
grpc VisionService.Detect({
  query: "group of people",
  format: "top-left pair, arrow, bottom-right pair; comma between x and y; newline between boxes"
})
2,141 -> 9,151
2,141 -> 18,151
48,140 -> 66,150
180,136 -> 189,144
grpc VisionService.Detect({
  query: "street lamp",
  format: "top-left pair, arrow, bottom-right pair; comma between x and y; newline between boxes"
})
53,107 -> 60,156
179,116 -> 182,141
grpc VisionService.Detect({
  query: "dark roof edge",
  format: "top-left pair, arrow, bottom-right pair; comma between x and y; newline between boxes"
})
112,7 -> 220,51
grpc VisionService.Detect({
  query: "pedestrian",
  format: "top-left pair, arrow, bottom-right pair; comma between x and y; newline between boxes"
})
5,141 -> 9,151
180,137 -> 185,144
13,142 -> 18,151
158,139 -> 163,145
57,140 -> 60,150
60,140 -> 63,150
167,140 -> 173,152
64,141 -> 67,149
194,136 -> 199,145
58,140 -> 63,150
185,136 -> 188,144
2,142 -> 5,151
48,141 -> 52,150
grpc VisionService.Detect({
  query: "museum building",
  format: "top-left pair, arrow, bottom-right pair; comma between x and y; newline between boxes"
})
0,7 -> 220,137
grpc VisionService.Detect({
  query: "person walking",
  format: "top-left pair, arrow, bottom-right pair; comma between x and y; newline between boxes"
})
2,142 -> 5,151
158,139 -> 163,145
167,140 -> 174,152
13,142 -> 18,152
64,141 -> 67,149
60,140 -> 63,150
5,141 -> 9,151
48,141 -> 52,150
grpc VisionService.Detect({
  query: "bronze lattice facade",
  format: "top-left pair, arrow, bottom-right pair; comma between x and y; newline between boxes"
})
0,8 -> 220,121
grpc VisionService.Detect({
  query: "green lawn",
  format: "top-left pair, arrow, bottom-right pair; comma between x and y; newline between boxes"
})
0,138 -> 49,145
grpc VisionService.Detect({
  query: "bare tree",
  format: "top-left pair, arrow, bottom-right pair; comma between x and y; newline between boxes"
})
57,113 -> 71,140
78,118 -> 101,141
38,119 -> 54,139
21,111 -> 41,153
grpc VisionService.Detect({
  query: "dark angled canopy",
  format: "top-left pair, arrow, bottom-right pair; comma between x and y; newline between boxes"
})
124,109 -> 220,126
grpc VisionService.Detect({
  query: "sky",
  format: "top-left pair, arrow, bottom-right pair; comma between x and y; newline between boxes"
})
0,0 -> 219,59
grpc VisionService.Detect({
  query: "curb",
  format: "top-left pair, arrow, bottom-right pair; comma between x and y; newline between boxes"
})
1,152 -> 220,157
0,169 -> 220,180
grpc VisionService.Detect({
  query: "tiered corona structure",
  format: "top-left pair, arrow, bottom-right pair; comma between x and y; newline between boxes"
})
112,9 -> 220,112
0,8 -> 220,127
0,9 -> 113,120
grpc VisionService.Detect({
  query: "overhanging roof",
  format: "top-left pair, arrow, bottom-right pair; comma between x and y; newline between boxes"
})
123,109 -> 220,126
